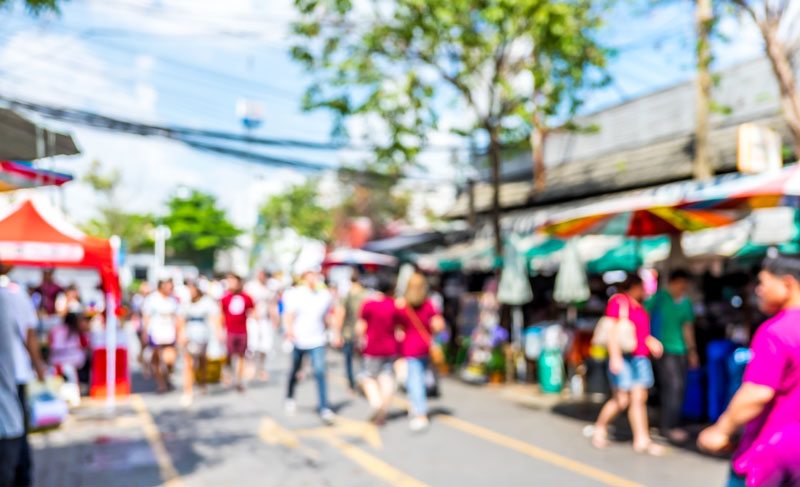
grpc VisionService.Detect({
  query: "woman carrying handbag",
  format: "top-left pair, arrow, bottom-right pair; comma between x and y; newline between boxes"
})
396,272 -> 445,433
590,273 -> 666,455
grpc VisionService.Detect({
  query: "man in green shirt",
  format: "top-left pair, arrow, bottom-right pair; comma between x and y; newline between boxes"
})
646,269 -> 699,443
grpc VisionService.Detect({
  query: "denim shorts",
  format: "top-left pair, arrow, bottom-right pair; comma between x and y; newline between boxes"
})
362,356 -> 396,379
609,356 -> 654,391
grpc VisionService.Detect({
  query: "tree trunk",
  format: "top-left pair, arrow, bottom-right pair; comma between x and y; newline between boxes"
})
760,22 -> 800,158
530,124 -> 547,191
694,0 -> 714,180
488,125 -> 504,262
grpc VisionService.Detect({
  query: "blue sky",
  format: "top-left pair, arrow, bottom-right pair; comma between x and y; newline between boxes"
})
0,0 -> 767,229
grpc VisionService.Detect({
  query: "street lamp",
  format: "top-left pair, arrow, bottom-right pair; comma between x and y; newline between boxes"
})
151,225 -> 171,284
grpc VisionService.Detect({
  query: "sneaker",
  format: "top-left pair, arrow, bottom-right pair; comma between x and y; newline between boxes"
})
284,399 -> 297,416
180,394 -> 193,409
320,408 -> 336,425
409,416 -> 429,433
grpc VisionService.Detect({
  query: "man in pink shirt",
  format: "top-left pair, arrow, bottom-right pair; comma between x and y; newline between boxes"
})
699,255 -> 800,486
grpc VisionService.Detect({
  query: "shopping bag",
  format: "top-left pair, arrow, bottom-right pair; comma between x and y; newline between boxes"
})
27,378 -> 68,430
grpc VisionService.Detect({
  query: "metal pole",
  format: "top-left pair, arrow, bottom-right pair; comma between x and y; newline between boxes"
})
106,236 -> 121,411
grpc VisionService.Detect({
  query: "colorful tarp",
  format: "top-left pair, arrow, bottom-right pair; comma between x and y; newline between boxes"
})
540,165 -> 800,238
0,160 -> 73,192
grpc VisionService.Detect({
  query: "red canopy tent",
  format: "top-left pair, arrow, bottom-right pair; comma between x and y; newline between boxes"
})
0,198 -> 120,301
0,198 -> 126,399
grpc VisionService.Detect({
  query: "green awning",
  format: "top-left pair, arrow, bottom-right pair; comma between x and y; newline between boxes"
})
587,237 -> 670,274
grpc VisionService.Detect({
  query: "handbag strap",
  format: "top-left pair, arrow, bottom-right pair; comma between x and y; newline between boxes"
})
612,293 -> 630,322
404,305 -> 432,345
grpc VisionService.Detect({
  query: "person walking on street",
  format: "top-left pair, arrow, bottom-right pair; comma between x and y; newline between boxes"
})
143,279 -> 182,393
341,272 -> 367,393
699,255 -> 800,487
396,272 -> 445,433
245,270 -> 280,382
647,269 -> 699,443
180,281 -> 219,406
591,274 -> 665,456
283,270 -> 338,425
220,273 -> 255,393
357,277 -> 398,425
0,288 -> 26,486
1,264 -> 46,487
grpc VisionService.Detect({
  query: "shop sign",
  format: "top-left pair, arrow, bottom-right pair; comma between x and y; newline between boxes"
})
0,242 -> 84,262
737,123 -> 783,174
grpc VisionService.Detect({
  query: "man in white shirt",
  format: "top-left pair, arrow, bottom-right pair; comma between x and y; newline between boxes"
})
283,270 -> 338,424
1,265 -> 45,487
245,270 -> 281,382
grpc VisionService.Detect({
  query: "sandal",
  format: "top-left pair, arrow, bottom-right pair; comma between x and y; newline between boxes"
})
591,428 -> 611,449
633,441 -> 667,456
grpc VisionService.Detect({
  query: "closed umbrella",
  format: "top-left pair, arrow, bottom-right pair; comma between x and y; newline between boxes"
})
554,239 -> 590,305
498,235 -> 533,306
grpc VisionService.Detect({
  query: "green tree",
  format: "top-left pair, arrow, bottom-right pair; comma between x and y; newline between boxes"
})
160,190 -> 241,270
334,166 -> 412,242
726,0 -> 800,157
0,0 -> 62,14
291,0 -> 610,255
257,180 -> 333,243
81,160 -> 155,252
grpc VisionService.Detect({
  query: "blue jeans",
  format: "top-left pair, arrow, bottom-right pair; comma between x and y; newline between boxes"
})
343,340 -> 356,390
287,346 -> 329,412
406,357 -> 429,417
726,467 -> 745,487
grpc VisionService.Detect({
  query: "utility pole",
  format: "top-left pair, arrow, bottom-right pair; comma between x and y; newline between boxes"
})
694,0 -> 714,181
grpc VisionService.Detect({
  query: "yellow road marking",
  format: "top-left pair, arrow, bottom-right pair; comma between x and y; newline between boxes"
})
260,414 -> 423,486
307,429 -> 429,487
387,394 -> 642,487
260,417 -> 321,462
436,415 -> 644,487
131,394 -> 183,487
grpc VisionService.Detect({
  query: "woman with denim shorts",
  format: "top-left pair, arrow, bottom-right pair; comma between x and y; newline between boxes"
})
591,273 -> 665,456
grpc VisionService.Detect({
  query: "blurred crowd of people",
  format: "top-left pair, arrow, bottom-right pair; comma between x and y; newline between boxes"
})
129,267 -> 445,432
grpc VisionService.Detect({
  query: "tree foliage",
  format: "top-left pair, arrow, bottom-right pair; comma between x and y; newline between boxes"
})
257,181 -> 333,243
81,160 -> 154,253
291,0 -> 610,251
160,190 -> 241,269
0,0 -> 62,14
334,166 -> 412,240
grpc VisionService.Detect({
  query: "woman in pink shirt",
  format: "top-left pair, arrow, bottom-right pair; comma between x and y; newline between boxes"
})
356,278 -> 399,425
396,272 -> 445,433
591,273 -> 664,455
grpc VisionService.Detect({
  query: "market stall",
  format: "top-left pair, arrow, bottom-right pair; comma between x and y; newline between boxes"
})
0,198 -> 126,399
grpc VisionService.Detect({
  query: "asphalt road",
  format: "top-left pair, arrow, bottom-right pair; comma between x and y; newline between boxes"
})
32,350 -> 729,487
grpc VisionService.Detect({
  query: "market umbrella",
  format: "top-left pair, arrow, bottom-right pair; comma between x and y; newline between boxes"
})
322,248 -> 398,267
586,237 -> 670,274
0,160 -> 73,192
0,107 -> 80,160
553,239 -> 590,304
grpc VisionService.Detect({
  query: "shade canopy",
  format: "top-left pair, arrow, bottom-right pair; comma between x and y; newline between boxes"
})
322,248 -> 398,268
0,160 -> 73,192
540,165 -> 800,238
0,107 -> 80,160
0,199 -> 120,300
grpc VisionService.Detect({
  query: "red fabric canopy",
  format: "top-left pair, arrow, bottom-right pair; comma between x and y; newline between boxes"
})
0,199 -> 120,302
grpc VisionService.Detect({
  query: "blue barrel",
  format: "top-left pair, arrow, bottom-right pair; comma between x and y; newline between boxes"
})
727,347 -> 752,403
682,368 -> 706,422
707,340 -> 736,421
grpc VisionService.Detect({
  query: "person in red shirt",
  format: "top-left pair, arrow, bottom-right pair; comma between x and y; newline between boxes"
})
221,273 -> 254,392
357,277 -> 399,425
